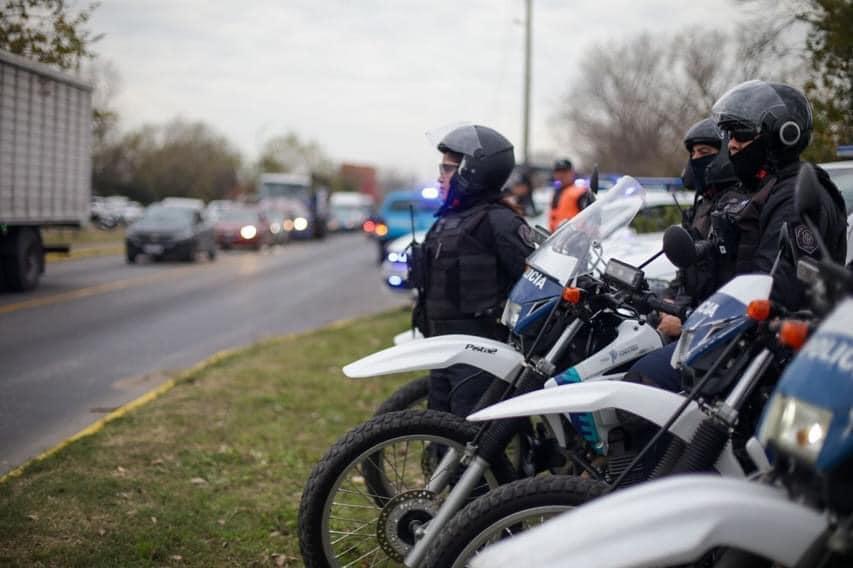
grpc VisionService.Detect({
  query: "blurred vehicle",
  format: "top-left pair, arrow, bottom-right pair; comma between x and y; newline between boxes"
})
161,197 -> 205,211
205,199 -> 236,222
126,204 -> 216,263
327,192 -> 374,232
258,173 -> 328,240
380,230 -> 427,291
261,208 -> 290,245
90,196 -> 120,230
0,48 -> 91,291
119,201 -> 144,225
371,188 -> 442,263
214,208 -> 273,250
820,160 -> 853,265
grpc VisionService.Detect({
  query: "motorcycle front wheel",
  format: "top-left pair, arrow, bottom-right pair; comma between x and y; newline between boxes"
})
422,475 -> 608,568
298,409 -> 516,567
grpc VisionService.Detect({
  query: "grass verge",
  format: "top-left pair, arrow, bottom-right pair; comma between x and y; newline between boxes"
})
0,307 -> 419,567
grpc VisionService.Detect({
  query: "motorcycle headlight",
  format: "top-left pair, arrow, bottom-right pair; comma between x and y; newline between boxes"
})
501,301 -> 522,330
758,394 -> 833,464
670,329 -> 694,368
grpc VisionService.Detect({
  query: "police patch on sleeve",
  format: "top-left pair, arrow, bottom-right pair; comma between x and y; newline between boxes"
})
795,224 -> 818,254
518,224 -> 536,248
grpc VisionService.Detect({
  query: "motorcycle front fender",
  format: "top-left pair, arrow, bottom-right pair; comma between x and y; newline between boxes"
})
468,381 -> 702,440
342,334 -> 524,382
470,475 -> 827,568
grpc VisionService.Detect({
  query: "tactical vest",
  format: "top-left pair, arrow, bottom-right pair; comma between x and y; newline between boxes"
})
423,202 -> 504,338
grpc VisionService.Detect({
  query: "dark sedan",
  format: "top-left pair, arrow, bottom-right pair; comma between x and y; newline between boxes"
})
125,205 -> 217,263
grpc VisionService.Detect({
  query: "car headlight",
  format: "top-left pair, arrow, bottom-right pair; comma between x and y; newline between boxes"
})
240,225 -> 257,239
293,217 -> 308,231
758,394 -> 833,464
501,301 -> 522,329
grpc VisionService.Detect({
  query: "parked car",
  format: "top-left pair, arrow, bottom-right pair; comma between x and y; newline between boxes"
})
126,204 -> 216,263
161,197 -> 205,211
213,208 -> 273,250
820,160 -> 853,266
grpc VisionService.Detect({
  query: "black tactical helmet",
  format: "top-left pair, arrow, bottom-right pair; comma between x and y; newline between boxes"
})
713,80 -> 813,165
683,118 -> 722,152
437,125 -> 515,198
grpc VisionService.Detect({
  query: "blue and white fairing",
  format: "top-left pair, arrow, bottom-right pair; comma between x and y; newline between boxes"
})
671,274 -> 774,370
501,176 -> 646,336
760,298 -> 853,471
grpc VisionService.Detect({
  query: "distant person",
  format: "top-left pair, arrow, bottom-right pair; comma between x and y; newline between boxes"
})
502,173 -> 538,217
548,159 -> 592,231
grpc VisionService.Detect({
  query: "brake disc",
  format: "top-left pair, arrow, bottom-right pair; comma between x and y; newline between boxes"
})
376,489 -> 440,561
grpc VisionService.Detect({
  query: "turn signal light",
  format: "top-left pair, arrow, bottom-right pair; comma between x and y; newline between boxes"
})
562,287 -> 583,304
375,224 -> 389,237
779,320 -> 810,350
747,299 -> 772,321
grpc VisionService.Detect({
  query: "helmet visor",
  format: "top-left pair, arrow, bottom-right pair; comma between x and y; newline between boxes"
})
712,80 -> 788,135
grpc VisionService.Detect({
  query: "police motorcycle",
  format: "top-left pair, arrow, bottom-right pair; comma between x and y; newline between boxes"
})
469,163 -> 853,568
298,177 -> 698,567
420,255 -> 797,567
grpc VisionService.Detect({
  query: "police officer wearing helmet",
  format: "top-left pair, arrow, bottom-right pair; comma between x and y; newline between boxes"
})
412,124 -> 535,417
713,79 -> 847,310
658,118 -> 743,339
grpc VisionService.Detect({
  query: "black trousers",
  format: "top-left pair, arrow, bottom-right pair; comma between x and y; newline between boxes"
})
428,363 -> 495,418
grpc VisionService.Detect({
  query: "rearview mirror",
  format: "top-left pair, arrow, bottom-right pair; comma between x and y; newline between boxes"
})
662,225 -> 697,269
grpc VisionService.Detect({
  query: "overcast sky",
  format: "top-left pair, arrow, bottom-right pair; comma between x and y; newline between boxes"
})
90,0 -> 750,182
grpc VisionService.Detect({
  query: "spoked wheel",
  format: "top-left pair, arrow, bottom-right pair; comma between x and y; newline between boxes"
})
422,475 -> 608,568
298,410 -> 515,567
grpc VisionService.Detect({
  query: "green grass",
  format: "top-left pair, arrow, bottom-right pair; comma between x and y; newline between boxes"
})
0,308 -> 419,567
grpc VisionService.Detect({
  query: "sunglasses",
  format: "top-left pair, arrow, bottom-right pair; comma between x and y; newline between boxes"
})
439,162 -> 459,175
727,128 -> 758,143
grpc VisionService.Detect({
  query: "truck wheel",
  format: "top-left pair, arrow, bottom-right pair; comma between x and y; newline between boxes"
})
3,228 -> 42,291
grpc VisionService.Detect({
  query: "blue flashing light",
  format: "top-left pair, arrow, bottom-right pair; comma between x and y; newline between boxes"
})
388,252 -> 399,262
421,187 -> 439,199
388,275 -> 403,287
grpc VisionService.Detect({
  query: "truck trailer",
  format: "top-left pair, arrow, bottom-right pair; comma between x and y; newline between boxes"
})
0,48 -> 92,291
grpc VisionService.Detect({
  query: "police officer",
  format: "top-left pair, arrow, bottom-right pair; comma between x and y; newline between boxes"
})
412,124 -> 535,417
658,118 -> 743,339
629,81 -> 847,394
712,80 -> 847,309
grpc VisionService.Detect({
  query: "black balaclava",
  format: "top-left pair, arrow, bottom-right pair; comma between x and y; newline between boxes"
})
729,135 -> 769,190
684,154 -> 717,194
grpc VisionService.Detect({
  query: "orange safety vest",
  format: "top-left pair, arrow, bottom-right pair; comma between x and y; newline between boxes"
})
549,184 -> 587,231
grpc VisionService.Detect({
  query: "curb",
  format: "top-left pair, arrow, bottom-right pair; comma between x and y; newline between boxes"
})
0,346 -> 241,485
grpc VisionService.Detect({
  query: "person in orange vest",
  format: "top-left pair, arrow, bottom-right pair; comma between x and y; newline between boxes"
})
548,158 -> 592,231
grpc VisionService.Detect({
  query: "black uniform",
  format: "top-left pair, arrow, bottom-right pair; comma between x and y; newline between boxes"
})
721,161 -> 847,310
418,198 -> 533,416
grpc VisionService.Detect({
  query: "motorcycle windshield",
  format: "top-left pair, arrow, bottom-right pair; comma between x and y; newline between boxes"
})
528,176 -> 646,286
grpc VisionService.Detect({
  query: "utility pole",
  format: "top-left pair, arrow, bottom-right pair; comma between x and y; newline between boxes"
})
522,0 -> 532,167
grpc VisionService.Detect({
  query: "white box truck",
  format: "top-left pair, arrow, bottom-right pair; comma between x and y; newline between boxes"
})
0,48 -> 92,291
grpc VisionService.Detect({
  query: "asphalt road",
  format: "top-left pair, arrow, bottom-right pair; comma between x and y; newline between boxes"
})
0,233 -> 408,474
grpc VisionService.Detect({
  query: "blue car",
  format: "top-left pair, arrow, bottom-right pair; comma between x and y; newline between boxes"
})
372,188 -> 441,263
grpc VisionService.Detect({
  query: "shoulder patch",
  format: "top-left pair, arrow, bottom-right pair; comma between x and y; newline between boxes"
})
795,224 -> 818,255
517,224 -> 536,248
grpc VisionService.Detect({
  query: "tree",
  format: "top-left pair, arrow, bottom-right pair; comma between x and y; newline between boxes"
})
257,132 -> 335,177
0,0 -> 101,71
553,29 -> 798,175
93,119 -> 243,203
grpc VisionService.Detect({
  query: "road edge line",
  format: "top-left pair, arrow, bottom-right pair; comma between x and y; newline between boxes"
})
0,346 -> 241,485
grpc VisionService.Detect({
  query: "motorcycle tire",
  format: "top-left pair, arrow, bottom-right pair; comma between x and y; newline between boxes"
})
373,376 -> 430,415
423,475 -> 608,568
298,409 -> 516,568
